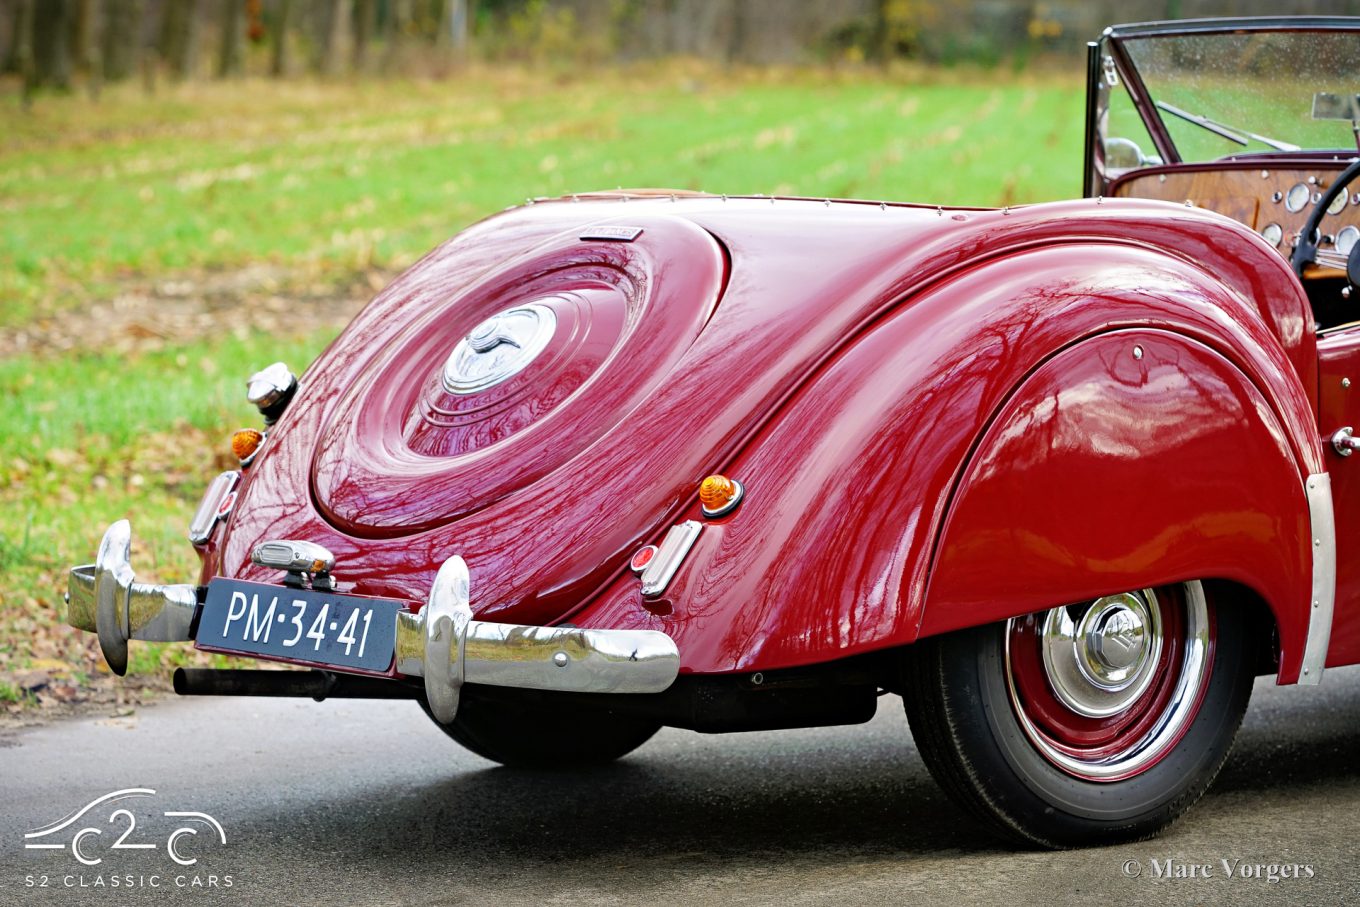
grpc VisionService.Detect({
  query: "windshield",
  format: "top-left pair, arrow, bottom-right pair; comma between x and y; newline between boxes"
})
1120,28 -> 1360,161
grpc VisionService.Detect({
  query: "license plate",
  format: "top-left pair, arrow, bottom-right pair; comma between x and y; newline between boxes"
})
196,578 -> 402,673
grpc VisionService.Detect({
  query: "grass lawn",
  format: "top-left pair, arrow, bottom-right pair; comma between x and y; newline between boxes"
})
0,63 -> 1084,703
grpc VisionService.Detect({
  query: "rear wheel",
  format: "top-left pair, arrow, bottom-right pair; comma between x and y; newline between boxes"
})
903,581 -> 1254,847
421,690 -> 660,769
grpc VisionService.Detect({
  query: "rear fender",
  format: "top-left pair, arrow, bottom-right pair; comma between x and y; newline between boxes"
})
575,242 -> 1322,678
920,328 -> 1319,684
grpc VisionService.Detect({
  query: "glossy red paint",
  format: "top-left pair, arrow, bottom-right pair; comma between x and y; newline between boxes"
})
922,330 -> 1310,678
204,193 -> 1324,679
311,216 -> 727,537
1318,332 -> 1360,667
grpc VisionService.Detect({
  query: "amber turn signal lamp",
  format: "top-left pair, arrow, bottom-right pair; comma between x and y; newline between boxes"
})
231,428 -> 264,464
699,474 -> 744,518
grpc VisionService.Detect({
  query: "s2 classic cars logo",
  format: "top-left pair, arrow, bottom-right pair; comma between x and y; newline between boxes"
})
24,789 -> 226,867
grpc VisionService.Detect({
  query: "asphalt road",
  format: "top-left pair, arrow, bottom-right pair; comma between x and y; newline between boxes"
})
3,667 -> 1360,907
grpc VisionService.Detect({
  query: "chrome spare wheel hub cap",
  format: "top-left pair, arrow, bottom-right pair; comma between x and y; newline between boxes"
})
1041,590 -> 1162,718
442,302 -> 557,395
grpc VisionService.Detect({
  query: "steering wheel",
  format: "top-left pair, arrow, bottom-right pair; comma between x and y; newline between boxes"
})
1290,156 -> 1360,278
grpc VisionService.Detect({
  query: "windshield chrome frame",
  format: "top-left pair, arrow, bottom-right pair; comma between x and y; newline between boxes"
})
1085,17 -> 1360,196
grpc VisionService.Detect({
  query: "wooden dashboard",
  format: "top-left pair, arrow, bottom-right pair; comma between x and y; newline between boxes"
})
1111,162 -> 1360,276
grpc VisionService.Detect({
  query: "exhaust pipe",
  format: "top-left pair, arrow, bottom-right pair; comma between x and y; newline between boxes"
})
173,668 -> 421,701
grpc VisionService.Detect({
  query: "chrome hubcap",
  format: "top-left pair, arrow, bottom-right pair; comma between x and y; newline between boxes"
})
1042,590 -> 1162,717
442,302 -> 557,395
1006,582 -> 1212,780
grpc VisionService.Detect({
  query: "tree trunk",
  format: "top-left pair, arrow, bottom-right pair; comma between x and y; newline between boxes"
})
351,0 -> 373,71
270,0 -> 291,76
102,0 -> 141,81
31,0 -> 73,89
15,0 -> 34,105
319,0 -> 349,76
382,0 -> 412,73
72,0 -> 101,97
3,0 -> 20,73
217,0 -> 243,77
435,0 -> 469,60
160,0 -> 201,79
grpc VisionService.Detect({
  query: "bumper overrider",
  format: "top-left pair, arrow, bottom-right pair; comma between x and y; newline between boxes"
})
67,521 -> 681,722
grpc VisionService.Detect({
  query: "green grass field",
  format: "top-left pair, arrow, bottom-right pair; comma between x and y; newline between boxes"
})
0,65 -> 1083,700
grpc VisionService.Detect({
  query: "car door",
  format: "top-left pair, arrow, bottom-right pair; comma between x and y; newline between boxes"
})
1317,325 -> 1360,666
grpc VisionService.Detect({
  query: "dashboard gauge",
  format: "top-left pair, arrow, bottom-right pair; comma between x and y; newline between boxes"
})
1285,182 -> 1311,212
1329,192 -> 1350,216
1337,225 -> 1360,256
1261,223 -> 1284,247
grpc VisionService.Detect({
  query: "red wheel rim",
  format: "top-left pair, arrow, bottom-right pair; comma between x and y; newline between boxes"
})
1004,583 -> 1215,782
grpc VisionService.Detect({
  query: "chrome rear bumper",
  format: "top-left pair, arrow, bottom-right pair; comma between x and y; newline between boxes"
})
68,521 -> 680,722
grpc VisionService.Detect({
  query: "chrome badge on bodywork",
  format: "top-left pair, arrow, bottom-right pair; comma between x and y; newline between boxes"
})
442,302 -> 557,394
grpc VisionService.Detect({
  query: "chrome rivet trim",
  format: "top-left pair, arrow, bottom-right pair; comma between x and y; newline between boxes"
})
1132,345 -> 1143,360
1261,170 -> 1270,179
552,651 -> 569,667
1344,378 -> 1352,388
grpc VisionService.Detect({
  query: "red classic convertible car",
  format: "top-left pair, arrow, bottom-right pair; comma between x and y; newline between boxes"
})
66,17 -> 1360,847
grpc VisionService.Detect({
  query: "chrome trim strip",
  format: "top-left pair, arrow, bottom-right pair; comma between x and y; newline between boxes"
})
1300,473 -> 1336,685
640,521 -> 703,597
187,471 -> 239,545
69,520 -> 198,677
